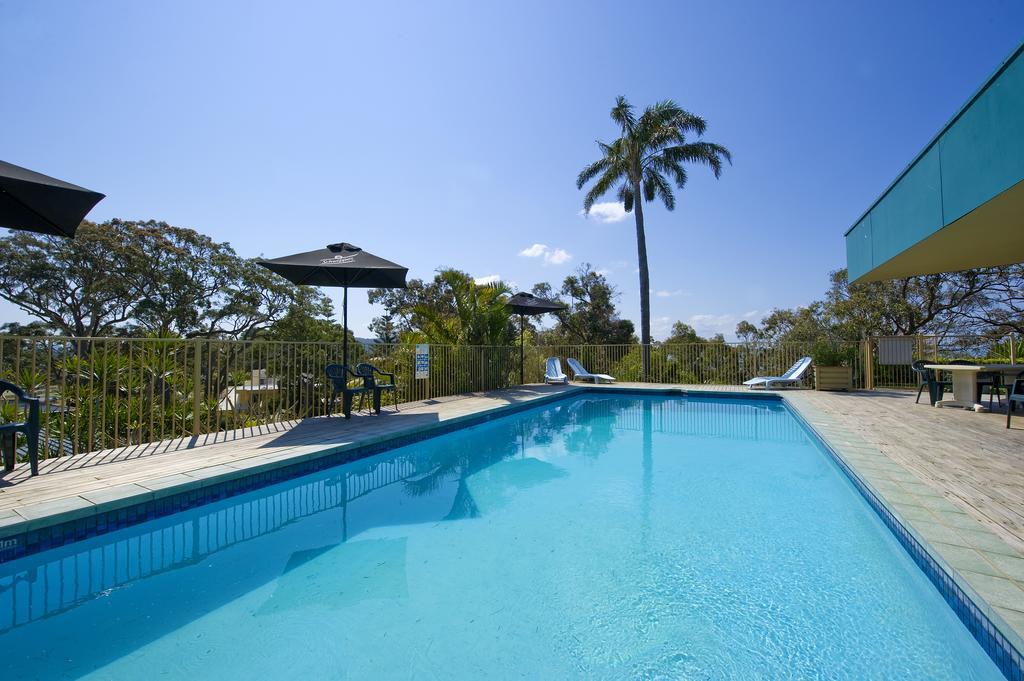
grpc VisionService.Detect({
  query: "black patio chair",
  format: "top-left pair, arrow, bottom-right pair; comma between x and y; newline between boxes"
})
911,360 -> 949,406
354,363 -> 399,414
1007,370 -> 1024,429
325,364 -> 371,419
978,369 -> 1004,410
0,380 -> 40,476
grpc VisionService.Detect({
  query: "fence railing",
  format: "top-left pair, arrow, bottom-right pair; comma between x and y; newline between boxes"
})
0,336 -> 858,460
864,333 -> 1020,389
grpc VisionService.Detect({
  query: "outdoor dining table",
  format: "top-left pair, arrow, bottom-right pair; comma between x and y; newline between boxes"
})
923,363 -> 1021,412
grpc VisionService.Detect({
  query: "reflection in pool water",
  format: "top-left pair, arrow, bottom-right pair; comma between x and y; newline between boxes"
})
0,395 -> 1002,679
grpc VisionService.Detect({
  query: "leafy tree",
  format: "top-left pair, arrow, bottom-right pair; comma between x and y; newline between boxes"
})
740,303 -> 831,345
662,321 -> 728,345
0,321 -> 54,336
737,268 -> 999,344
962,264 -> 1024,336
367,280 -> 426,337
577,96 -> 730,377
259,299 -> 354,344
824,268 -> 991,338
533,265 -> 635,345
369,313 -> 400,344
735,320 -> 759,343
0,219 -> 329,338
369,269 -> 513,345
663,321 -> 702,344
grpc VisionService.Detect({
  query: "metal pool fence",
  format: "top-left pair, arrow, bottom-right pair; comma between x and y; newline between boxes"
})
863,334 -> 1021,389
0,336 -> 858,459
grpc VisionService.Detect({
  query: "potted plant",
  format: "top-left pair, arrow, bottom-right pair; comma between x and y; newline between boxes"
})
812,342 -> 855,391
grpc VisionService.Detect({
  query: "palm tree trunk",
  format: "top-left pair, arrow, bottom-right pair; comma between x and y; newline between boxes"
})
633,183 -> 651,380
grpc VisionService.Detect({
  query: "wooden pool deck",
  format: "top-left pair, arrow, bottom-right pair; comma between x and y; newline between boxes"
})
3,382 -> 1024,642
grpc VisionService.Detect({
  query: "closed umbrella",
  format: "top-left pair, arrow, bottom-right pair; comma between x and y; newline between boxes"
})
0,160 -> 104,238
506,292 -> 566,384
257,242 -> 407,368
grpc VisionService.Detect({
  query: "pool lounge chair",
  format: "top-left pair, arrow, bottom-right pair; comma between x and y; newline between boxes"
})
566,358 -> 616,384
544,357 -> 568,384
743,356 -> 812,390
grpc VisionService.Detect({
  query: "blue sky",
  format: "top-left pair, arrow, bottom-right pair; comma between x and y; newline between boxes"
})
2,1 -> 1022,339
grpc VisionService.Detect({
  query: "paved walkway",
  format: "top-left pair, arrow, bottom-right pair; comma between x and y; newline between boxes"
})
790,389 -> 1024,552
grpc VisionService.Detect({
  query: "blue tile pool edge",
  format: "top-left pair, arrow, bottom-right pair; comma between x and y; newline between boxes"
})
1,385 -> 1020,679
781,397 -> 1024,680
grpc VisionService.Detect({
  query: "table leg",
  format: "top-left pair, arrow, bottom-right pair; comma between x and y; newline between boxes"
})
936,370 -> 987,412
1,432 -> 14,472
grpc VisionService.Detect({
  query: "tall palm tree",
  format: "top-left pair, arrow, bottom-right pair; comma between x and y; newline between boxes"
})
577,96 -> 731,379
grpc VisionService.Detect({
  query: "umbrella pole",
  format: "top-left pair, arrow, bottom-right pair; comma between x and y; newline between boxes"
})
343,286 -> 349,369
520,312 -> 525,385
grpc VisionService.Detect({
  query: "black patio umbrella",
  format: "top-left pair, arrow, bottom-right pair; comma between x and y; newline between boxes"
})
506,292 -> 567,384
0,160 -> 105,238
257,242 -> 408,368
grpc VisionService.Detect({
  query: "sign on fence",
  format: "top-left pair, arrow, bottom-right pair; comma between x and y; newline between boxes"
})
878,337 -> 914,365
415,344 -> 429,379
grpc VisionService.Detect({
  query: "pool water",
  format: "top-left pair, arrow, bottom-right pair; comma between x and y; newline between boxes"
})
0,394 -> 1003,679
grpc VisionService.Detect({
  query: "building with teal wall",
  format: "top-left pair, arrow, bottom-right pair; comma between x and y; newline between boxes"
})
845,40 -> 1024,283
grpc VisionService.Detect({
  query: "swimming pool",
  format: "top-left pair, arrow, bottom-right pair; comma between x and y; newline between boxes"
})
0,392 -> 1007,679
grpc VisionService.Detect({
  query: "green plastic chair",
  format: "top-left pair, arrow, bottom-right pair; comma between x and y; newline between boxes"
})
0,380 -> 40,476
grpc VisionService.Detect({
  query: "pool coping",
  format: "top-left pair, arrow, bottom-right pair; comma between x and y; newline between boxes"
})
1,384 -> 1022,677
779,395 -> 1024,679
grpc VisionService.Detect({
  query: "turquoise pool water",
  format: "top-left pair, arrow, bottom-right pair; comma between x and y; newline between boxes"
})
0,394 -> 1003,679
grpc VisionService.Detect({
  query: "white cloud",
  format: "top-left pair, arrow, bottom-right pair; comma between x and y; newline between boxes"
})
546,248 -> 571,265
687,314 -> 738,337
519,243 -> 547,258
685,312 -> 760,339
652,316 -> 674,337
655,289 -> 687,298
518,243 -> 572,266
474,274 -> 501,286
594,268 -> 611,276
580,201 -> 628,223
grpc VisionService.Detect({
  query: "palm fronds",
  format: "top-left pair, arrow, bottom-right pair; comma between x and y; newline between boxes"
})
578,96 -> 731,216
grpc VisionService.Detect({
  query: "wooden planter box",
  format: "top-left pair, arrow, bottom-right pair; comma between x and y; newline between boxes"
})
815,365 -> 852,391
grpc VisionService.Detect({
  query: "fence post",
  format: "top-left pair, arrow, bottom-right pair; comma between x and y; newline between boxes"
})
862,338 -> 875,391
192,339 -> 202,437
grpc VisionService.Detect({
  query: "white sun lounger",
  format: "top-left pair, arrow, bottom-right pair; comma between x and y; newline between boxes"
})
743,356 -> 812,389
566,357 -> 616,384
544,357 -> 568,384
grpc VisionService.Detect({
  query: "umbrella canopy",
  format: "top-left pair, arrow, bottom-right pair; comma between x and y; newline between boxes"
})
505,293 -> 566,384
0,160 -> 105,238
256,242 -> 407,288
506,292 -> 566,316
257,243 -> 408,369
